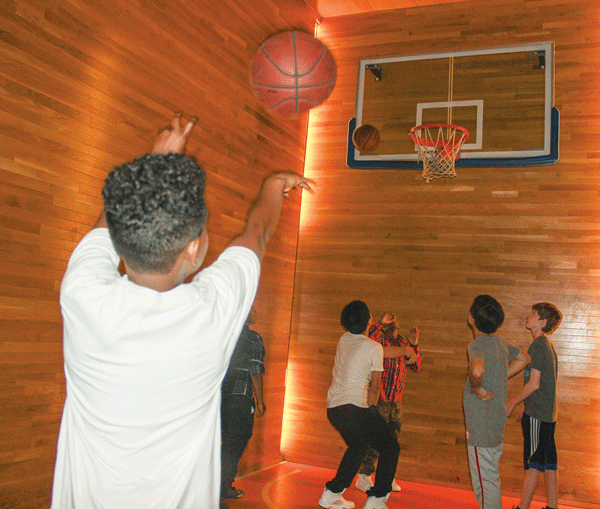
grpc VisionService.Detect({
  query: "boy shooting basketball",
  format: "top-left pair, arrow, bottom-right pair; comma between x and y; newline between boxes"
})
51,113 -> 312,509
507,302 -> 562,509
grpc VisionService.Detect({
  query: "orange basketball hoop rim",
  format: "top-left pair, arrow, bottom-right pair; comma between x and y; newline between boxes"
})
409,123 -> 469,159
409,123 -> 469,182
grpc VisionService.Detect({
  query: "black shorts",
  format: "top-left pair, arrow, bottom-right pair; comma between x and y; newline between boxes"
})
521,413 -> 557,471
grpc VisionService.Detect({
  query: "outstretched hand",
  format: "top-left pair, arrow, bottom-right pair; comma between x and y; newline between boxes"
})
271,171 -> 315,197
407,325 -> 419,345
152,112 -> 197,154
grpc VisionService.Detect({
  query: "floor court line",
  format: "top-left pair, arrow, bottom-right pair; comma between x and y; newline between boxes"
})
229,461 -> 591,509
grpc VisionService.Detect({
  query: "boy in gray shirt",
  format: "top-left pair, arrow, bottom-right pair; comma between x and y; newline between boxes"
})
463,295 -> 530,509
507,302 -> 562,509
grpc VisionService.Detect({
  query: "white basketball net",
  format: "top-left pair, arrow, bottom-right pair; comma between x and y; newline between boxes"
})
411,125 -> 468,183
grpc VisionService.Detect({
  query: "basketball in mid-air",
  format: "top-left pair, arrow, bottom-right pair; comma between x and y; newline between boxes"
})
249,31 -> 337,119
352,124 -> 380,153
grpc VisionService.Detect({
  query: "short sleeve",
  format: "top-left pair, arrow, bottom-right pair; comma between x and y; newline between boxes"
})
507,342 -> 521,362
61,228 -> 121,294
371,342 -> 384,372
468,341 -> 484,361
528,340 -> 545,372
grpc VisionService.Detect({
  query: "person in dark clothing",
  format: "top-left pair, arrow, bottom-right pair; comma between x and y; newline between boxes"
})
220,307 -> 266,501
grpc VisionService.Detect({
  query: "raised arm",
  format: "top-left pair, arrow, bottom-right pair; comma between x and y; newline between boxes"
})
229,171 -> 313,261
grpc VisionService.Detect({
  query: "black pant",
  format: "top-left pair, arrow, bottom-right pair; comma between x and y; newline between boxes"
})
326,404 -> 400,498
221,394 -> 254,491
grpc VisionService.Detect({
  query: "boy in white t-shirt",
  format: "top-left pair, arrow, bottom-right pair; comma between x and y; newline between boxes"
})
319,300 -> 416,509
51,114 -> 313,509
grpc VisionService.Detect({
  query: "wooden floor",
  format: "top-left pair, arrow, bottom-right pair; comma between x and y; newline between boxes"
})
228,461 -> 589,509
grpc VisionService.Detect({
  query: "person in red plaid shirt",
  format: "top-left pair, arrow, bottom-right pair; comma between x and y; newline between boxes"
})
355,312 -> 422,494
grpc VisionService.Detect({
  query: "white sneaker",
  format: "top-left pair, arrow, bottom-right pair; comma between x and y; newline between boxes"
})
355,474 -> 374,492
391,479 -> 401,492
362,494 -> 390,509
318,488 -> 356,509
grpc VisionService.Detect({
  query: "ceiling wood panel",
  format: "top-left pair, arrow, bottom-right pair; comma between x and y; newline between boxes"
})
317,0 -> 469,18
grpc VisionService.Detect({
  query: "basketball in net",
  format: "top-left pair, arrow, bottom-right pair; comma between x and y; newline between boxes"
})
249,31 -> 337,119
409,124 -> 469,183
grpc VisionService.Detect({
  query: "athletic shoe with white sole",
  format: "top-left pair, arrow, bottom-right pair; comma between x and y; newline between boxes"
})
318,488 -> 356,509
391,480 -> 401,492
355,474 -> 374,492
362,493 -> 390,509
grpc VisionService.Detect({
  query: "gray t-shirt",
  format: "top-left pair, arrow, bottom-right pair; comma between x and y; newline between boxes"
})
463,334 -> 521,447
524,335 -> 558,422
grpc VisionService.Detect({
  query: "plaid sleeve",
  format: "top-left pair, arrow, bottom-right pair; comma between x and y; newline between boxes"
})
409,345 -> 423,373
248,330 -> 266,376
368,322 -> 386,346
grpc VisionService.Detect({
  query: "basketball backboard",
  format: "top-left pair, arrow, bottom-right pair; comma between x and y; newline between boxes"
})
347,42 -> 558,169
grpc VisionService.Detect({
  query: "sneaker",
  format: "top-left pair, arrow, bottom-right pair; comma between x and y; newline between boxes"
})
221,486 -> 244,499
363,494 -> 390,509
391,479 -> 401,492
355,474 -> 374,492
318,488 -> 356,509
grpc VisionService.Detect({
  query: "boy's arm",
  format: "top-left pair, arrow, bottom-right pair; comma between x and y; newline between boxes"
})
405,326 -> 422,372
507,367 -> 540,417
229,172 -> 313,261
382,345 -> 413,359
367,370 -> 383,406
468,358 -> 495,401
372,316 -> 416,363
507,349 -> 531,379
469,358 -> 485,388
251,373 -> 266,416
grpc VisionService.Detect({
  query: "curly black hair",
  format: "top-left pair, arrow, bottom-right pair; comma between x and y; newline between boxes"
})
102,153 -> 207,273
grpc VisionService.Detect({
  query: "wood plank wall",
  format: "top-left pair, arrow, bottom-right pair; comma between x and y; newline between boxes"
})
0,0 -> 319,506
283,0 -> 600,507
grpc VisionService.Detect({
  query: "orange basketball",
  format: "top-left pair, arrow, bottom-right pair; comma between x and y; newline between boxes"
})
249,31 -> 336,119
352,124 -> 380,153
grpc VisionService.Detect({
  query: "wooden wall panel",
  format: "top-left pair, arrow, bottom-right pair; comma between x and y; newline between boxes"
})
284,0 -> 600,507
0,0 -> 318,506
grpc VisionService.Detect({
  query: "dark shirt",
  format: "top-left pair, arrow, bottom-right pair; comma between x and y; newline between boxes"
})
222,324 -> 265,399
524,335 -> 558,422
